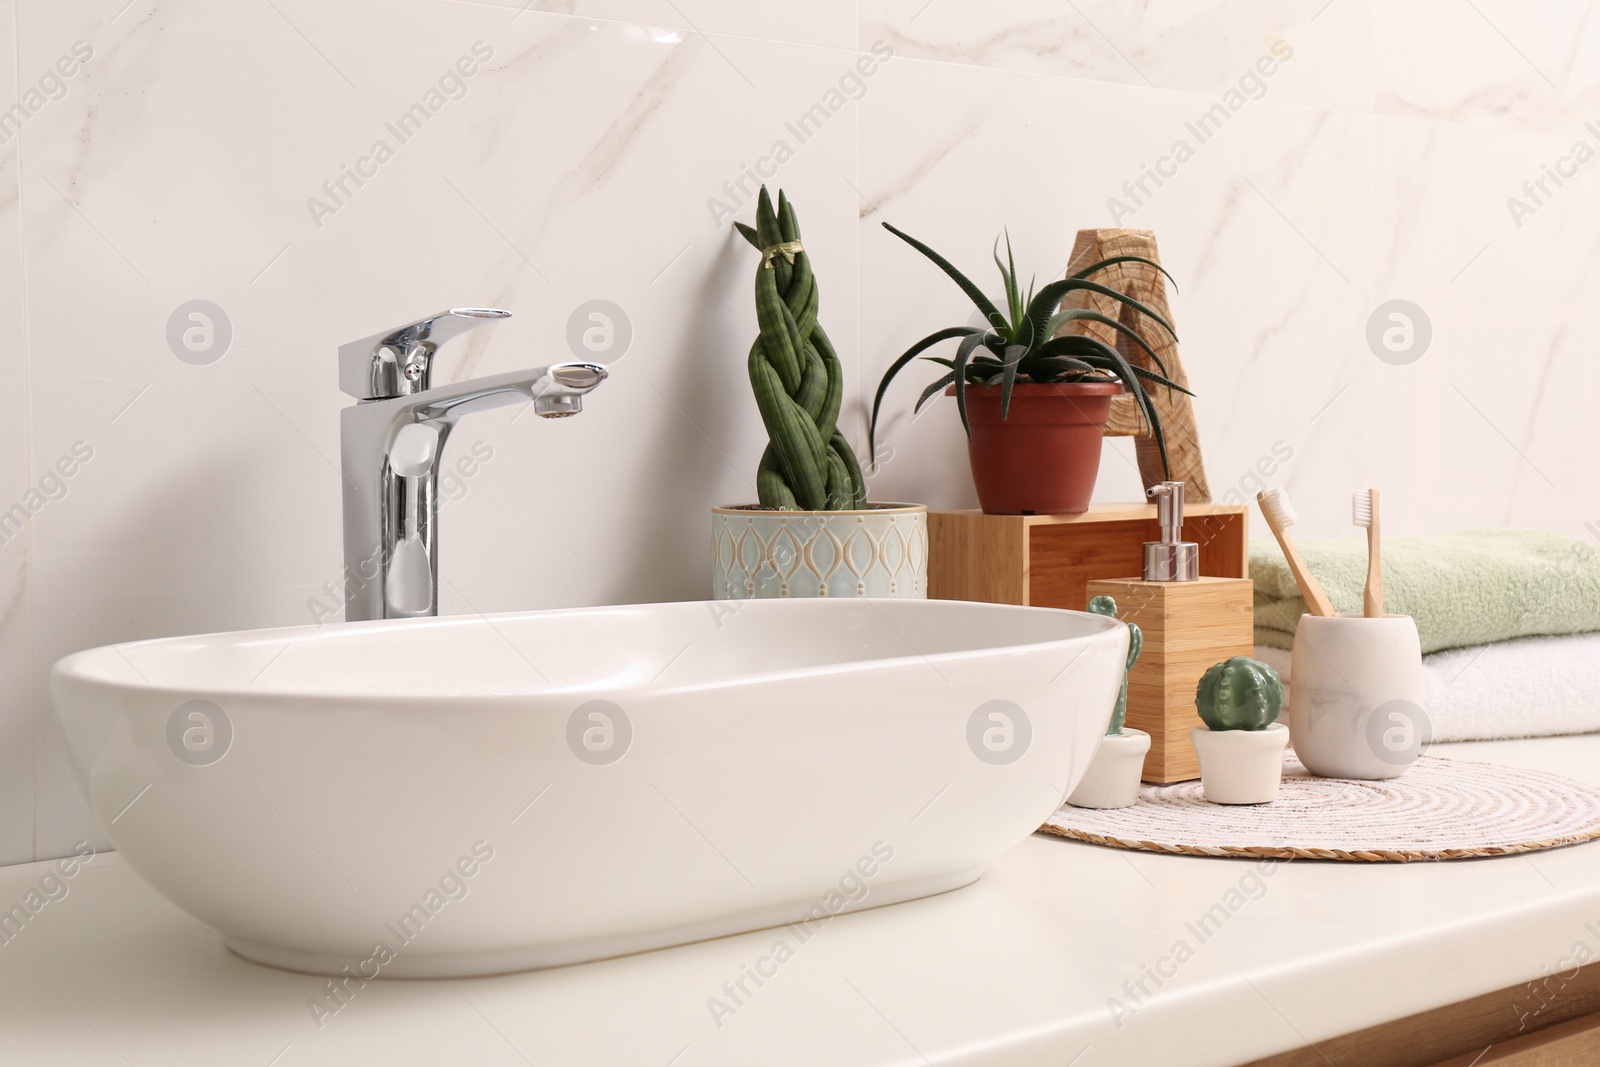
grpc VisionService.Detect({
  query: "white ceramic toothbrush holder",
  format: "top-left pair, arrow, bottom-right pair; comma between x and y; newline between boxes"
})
1288,614 -> 1428,780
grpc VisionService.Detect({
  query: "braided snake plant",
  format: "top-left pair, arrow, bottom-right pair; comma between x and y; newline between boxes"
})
868,223 -> 1191,476
735,188 -> 866,511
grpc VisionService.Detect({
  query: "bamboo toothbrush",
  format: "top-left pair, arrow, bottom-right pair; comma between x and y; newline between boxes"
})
1257,489 -> 1337,617
1353,489 -> 1383,618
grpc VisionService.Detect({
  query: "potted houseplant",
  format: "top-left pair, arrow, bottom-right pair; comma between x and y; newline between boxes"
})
869,224 -> 1191,514
1067,596 -> 1148,809
1190,656 -> 1289,805
712,187 -> 927,600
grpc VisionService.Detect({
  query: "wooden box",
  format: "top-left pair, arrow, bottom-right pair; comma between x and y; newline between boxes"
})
927,504 -> 1249,610
1085,576 -> 1254,782
928,504 -> 1252,783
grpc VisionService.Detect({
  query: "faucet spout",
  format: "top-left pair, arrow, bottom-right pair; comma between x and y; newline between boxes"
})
338,309 -> 608,622
404,362 -> 607,423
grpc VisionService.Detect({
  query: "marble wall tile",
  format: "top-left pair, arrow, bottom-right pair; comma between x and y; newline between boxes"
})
479,0 -> 856,51
860,0 -> 1373,112
0,0 -> 30,867
1375,0 -> 1600,133
1358,113 -> 1600,539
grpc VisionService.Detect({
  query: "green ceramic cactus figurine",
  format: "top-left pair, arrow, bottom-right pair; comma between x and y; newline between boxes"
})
1195,656 -> 1284,731
1088,595 -> 1142,734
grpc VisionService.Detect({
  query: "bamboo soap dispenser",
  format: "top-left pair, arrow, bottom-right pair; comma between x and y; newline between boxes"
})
1087,482 -> 1254,783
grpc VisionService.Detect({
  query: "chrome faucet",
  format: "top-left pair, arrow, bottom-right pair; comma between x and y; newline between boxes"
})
339,308 -> 607,621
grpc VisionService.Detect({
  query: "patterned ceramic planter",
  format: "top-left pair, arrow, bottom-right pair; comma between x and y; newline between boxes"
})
711,504 -> 928,600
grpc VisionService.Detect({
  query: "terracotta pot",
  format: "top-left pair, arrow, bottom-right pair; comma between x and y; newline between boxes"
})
952,381 -> 1123,515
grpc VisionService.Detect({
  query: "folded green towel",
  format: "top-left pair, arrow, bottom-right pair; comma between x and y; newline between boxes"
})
1251,529 -> 1600,654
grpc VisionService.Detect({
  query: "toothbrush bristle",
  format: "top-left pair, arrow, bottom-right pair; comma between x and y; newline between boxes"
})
1352,490 -> 1374,527
1258,488 -> 1298,527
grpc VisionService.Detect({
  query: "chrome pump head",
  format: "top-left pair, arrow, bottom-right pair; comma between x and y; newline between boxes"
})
1143,481 -> 1199,582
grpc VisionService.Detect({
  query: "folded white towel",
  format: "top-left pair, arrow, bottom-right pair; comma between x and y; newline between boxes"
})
1254,632 -> 1600,743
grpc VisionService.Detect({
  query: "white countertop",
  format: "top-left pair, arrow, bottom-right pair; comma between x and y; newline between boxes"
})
4,736 -> 1598,1066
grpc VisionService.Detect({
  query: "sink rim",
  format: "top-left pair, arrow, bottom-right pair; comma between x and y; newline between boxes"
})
52,598 -> 1125,703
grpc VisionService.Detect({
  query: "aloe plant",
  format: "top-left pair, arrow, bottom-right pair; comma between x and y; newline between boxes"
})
869,223 -> 1191,476
734,188 -> 865,511
1195,657 -> 1284,731
1088,595 -> 1142,734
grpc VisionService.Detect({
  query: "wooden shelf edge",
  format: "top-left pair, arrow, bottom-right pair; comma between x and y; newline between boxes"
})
931,503 -> 1247,526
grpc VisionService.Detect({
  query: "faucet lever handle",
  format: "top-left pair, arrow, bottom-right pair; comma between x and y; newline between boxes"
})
339,308 -> 511,400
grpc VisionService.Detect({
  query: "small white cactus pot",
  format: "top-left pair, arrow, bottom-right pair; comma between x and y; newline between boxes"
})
1066,729 -> 1151,809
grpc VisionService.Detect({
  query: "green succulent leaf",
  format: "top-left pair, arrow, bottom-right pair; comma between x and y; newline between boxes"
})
950,331 -> 989,438
1022,277 -> 1176,356
1037,336 -> 1191,396
750,354 -> 828,507
1070,254 -> 1179,294
998,344 -> 1027,420
1028,355 -> 1102,380
1125,363 -> 1194,396
914,370 -> 957,413
1035,334 -> 1108,361
924,352 -> 1002,371
1043,307 -> 1172,379
883,221 -> 1008,333
824,449 -> 854,510
869,326 -> 983,463
753,256 -> 803,394
755,189 -> 790,291
993,237 -> 1018,331
756,448 -> 799,510
793,344 -> 828,422
830,430 -> 866,507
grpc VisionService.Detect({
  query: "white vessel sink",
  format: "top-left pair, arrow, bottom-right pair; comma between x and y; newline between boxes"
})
53,598 -> 1126,978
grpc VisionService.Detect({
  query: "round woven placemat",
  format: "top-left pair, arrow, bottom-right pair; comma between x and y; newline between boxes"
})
1040,752 -> 1600,861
